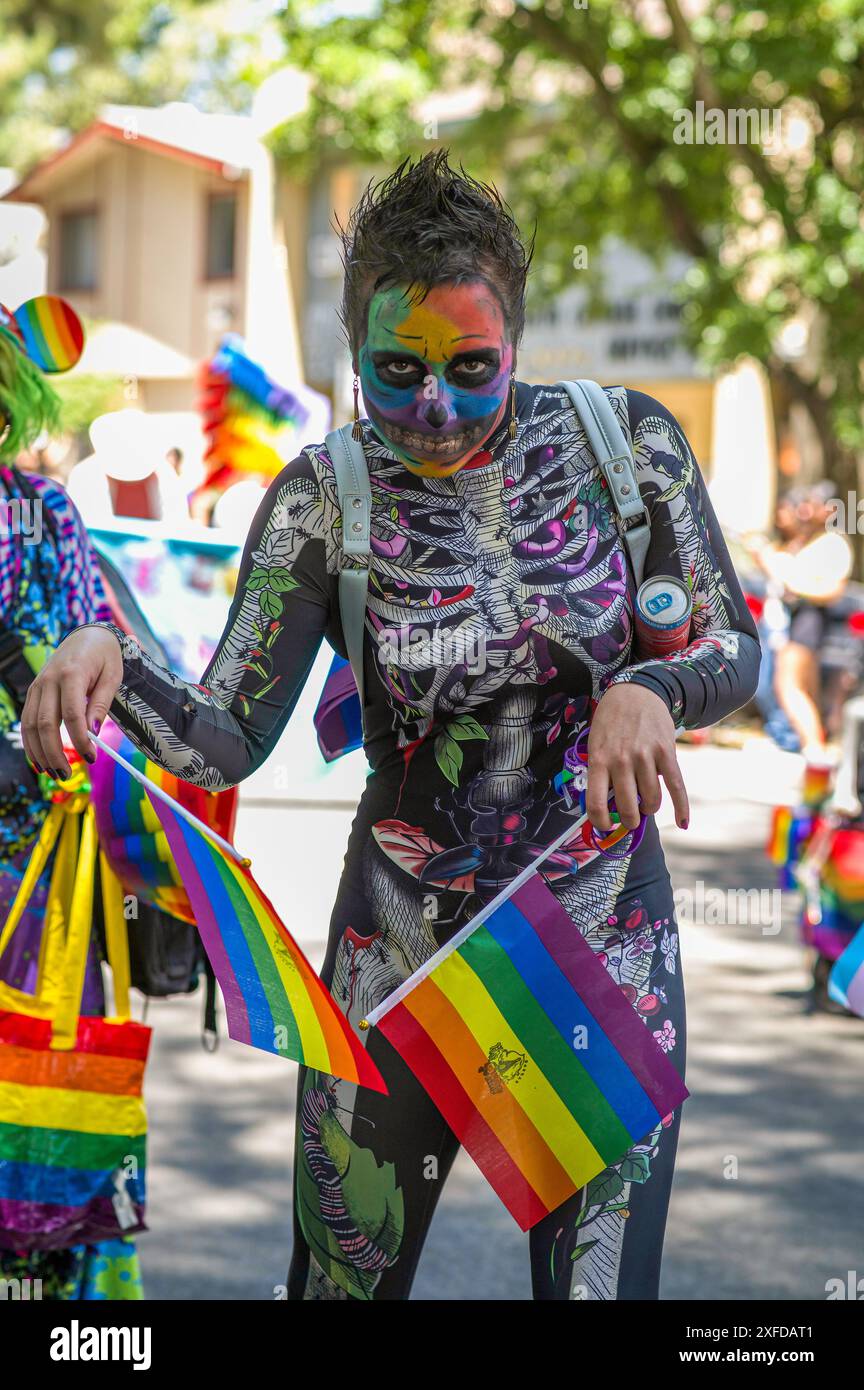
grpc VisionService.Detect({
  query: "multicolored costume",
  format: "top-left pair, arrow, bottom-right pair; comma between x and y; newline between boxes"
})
0,297 -> 143,1298
81,382 -> 760,1299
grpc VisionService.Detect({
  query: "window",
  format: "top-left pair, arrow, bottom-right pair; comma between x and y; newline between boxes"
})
205,193 -> 237,279
58,209 -> 98,291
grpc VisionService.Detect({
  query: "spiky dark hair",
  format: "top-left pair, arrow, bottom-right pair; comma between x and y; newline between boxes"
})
336,149 -> 535,364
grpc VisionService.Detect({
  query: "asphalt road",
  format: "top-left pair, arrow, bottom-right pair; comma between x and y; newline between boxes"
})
136,740 -> 864,1300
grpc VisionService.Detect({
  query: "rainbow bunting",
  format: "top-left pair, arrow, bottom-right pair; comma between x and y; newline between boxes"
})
828,922 -> 864,1016
370,876 -> 688,1231
143,788 -> 387,1093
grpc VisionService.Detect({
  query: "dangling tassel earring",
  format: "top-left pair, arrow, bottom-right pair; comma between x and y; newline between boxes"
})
351,374 -> 363,441
508,373 -> 518,441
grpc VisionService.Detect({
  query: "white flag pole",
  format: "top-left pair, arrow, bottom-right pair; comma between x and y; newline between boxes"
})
85,730 -> 251,867
360,805 -> 623,1030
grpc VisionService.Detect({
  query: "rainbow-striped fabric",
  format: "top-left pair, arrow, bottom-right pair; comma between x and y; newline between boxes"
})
0,1012 -> 149,1250
199,335 -> 308,490
313,651 -> 364,762
90,722 -> 238,925
145,789 -> 387,1092
376,876 -> 688,1230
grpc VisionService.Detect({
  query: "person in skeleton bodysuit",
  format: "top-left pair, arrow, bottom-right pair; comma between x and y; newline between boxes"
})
24,152 -> 760,1301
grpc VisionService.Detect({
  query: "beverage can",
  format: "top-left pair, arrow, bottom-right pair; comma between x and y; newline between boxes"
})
634,575 -> 693,657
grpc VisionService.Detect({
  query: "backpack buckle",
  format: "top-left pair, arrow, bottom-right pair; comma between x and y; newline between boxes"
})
342,490 -> 371,557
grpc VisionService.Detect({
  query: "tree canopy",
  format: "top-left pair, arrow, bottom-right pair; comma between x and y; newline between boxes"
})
275,0 -> 864,493
2,0 -> 861,499
0,0 -> 279,171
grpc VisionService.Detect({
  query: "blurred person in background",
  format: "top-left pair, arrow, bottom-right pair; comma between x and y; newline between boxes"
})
68,411 -> 190,526
750,489 -> 806,753
750,482 -> 853,756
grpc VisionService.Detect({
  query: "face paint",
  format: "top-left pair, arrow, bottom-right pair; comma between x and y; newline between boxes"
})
358,279 -> 513,476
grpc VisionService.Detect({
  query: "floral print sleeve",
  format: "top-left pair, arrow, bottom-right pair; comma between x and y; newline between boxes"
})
83,452 -> 334,790
604,389 -> 761,730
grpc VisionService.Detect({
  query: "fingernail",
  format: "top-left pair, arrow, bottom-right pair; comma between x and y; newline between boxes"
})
92,719 -> 101,734
681,818 -> 689,829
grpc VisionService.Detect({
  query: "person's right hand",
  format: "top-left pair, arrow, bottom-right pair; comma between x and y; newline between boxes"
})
21,627 -> 124,780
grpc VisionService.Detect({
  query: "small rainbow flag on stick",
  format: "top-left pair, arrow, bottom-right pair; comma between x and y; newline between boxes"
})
362,871 -> 688,1230
89,735 -> 386,1094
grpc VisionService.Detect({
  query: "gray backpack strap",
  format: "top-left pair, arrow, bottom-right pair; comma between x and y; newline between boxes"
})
555,379 -> 651,589
325,423 -> 372,733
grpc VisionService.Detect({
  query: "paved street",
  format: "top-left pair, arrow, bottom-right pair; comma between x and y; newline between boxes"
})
136,738 -> 864,1300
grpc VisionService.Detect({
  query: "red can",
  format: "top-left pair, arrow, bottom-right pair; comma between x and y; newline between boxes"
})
634,575 -> 693,657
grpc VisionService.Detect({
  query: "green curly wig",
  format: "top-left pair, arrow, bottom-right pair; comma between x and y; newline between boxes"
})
0,327 -> 61,461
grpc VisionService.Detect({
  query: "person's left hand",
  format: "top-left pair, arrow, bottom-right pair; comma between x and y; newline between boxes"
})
586,683 -> 689,834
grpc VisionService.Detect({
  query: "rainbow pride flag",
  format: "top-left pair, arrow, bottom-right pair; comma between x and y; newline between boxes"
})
805,826 -> 864,960
372,876 -> 688,1230
829,922 -> 864,1016
91,721 -> 238,926
144,789 -> 386,1093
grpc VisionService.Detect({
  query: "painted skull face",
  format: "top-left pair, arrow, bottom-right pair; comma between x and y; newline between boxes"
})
358,278 -> 513,475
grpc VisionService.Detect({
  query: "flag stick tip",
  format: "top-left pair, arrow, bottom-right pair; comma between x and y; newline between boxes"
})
240,856 -> 252,867
359,1018 -> 370,1030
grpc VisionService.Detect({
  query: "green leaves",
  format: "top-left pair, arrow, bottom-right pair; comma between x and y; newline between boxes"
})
446,713 -> 489,742
260,590 -> 283,620
268,568 -> 299,594
584,1170 -> 625,1207
434,733 -> 463,786
570,1239 -> 599,1263
619,1151 -> 652,1184
434,713 -> 489,785
245,564 -> 297,619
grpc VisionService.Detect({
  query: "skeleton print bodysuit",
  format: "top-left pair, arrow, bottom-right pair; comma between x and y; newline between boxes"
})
84,382 -> 760,1301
